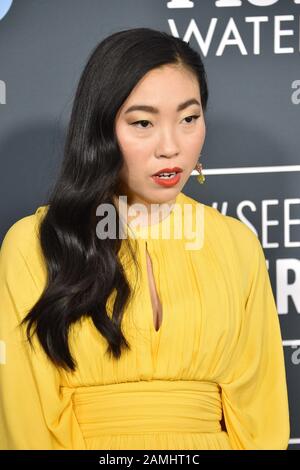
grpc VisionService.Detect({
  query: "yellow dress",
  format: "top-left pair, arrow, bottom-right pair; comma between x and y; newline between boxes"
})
0,191 -> 290,450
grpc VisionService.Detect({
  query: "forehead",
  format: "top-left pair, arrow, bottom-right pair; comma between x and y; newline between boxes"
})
130,65 -> 198,97
116,66 -> 200,118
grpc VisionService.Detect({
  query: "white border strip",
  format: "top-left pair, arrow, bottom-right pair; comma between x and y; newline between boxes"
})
289,438 -> 300,444
191,165 -> 300,176
283,340 -> 300,346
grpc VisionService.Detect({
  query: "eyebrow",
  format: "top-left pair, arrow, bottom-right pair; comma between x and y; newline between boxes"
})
124,98 -> 201,115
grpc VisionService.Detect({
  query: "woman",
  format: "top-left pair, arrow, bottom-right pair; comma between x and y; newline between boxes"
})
0,27 -> 290,450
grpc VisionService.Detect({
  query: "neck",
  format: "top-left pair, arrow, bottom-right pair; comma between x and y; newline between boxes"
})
113,193 -> 177,228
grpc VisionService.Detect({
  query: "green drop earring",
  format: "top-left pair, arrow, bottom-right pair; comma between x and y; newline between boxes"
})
195,158 -> 205,184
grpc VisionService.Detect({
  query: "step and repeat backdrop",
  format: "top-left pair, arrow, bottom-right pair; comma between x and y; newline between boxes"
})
0,0 -> 299,449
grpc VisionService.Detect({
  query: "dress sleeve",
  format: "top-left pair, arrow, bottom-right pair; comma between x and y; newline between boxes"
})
0,219 -> 86,450
219,230 -> 290,450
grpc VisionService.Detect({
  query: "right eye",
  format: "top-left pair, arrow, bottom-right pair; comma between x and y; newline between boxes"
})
131,120 -> 152,129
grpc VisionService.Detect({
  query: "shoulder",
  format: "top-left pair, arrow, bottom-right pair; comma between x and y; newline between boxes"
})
1,205 -> 48,253
0,206 -> 49,323
180,193 -> 268,300
180,191 -> 261,258
190,194 -> 258,245
0,205 -> 49,275
207,205 -> 258,247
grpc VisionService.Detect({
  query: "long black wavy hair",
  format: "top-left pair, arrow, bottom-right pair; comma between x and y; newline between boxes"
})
21,27 -> 209,371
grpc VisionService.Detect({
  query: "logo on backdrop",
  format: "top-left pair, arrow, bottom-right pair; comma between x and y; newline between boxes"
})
166,0 -> 300,56
0,0 -> 13,21
167,0 -> 300,6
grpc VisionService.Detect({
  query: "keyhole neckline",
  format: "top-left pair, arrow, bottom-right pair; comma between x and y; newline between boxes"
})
126,191 -> 183,239
144,240 -> 163,335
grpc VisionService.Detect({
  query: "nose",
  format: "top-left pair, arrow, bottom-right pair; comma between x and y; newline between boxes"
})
154,127 -> 180,159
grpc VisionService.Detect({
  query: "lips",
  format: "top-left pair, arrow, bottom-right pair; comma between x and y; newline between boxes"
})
152,167 -> 183,176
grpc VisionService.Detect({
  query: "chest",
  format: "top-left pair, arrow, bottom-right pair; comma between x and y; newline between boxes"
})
145,244 -> 163,332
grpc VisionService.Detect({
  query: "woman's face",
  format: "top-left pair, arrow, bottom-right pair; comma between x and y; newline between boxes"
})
114,64 -> 206,210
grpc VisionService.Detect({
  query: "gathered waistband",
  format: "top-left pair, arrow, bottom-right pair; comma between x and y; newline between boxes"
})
61,380 -> 223,439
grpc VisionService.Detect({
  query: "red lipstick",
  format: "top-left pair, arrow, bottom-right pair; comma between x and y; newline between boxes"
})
150,167 -> 183,187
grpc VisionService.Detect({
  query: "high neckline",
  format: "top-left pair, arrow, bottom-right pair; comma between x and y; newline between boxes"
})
125,191 -> 184,240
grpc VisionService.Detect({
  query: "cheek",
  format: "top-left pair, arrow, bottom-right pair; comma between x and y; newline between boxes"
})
121,139 -> 148,157
118,132 -> 150,166
182,131 -> 205,153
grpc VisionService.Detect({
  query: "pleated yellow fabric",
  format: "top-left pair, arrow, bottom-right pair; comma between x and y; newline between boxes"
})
0,191 -> 290,450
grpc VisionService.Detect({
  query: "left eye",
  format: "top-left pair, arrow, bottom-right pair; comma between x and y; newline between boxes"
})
131,115 -> 201,129
183,115 -> 201,124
